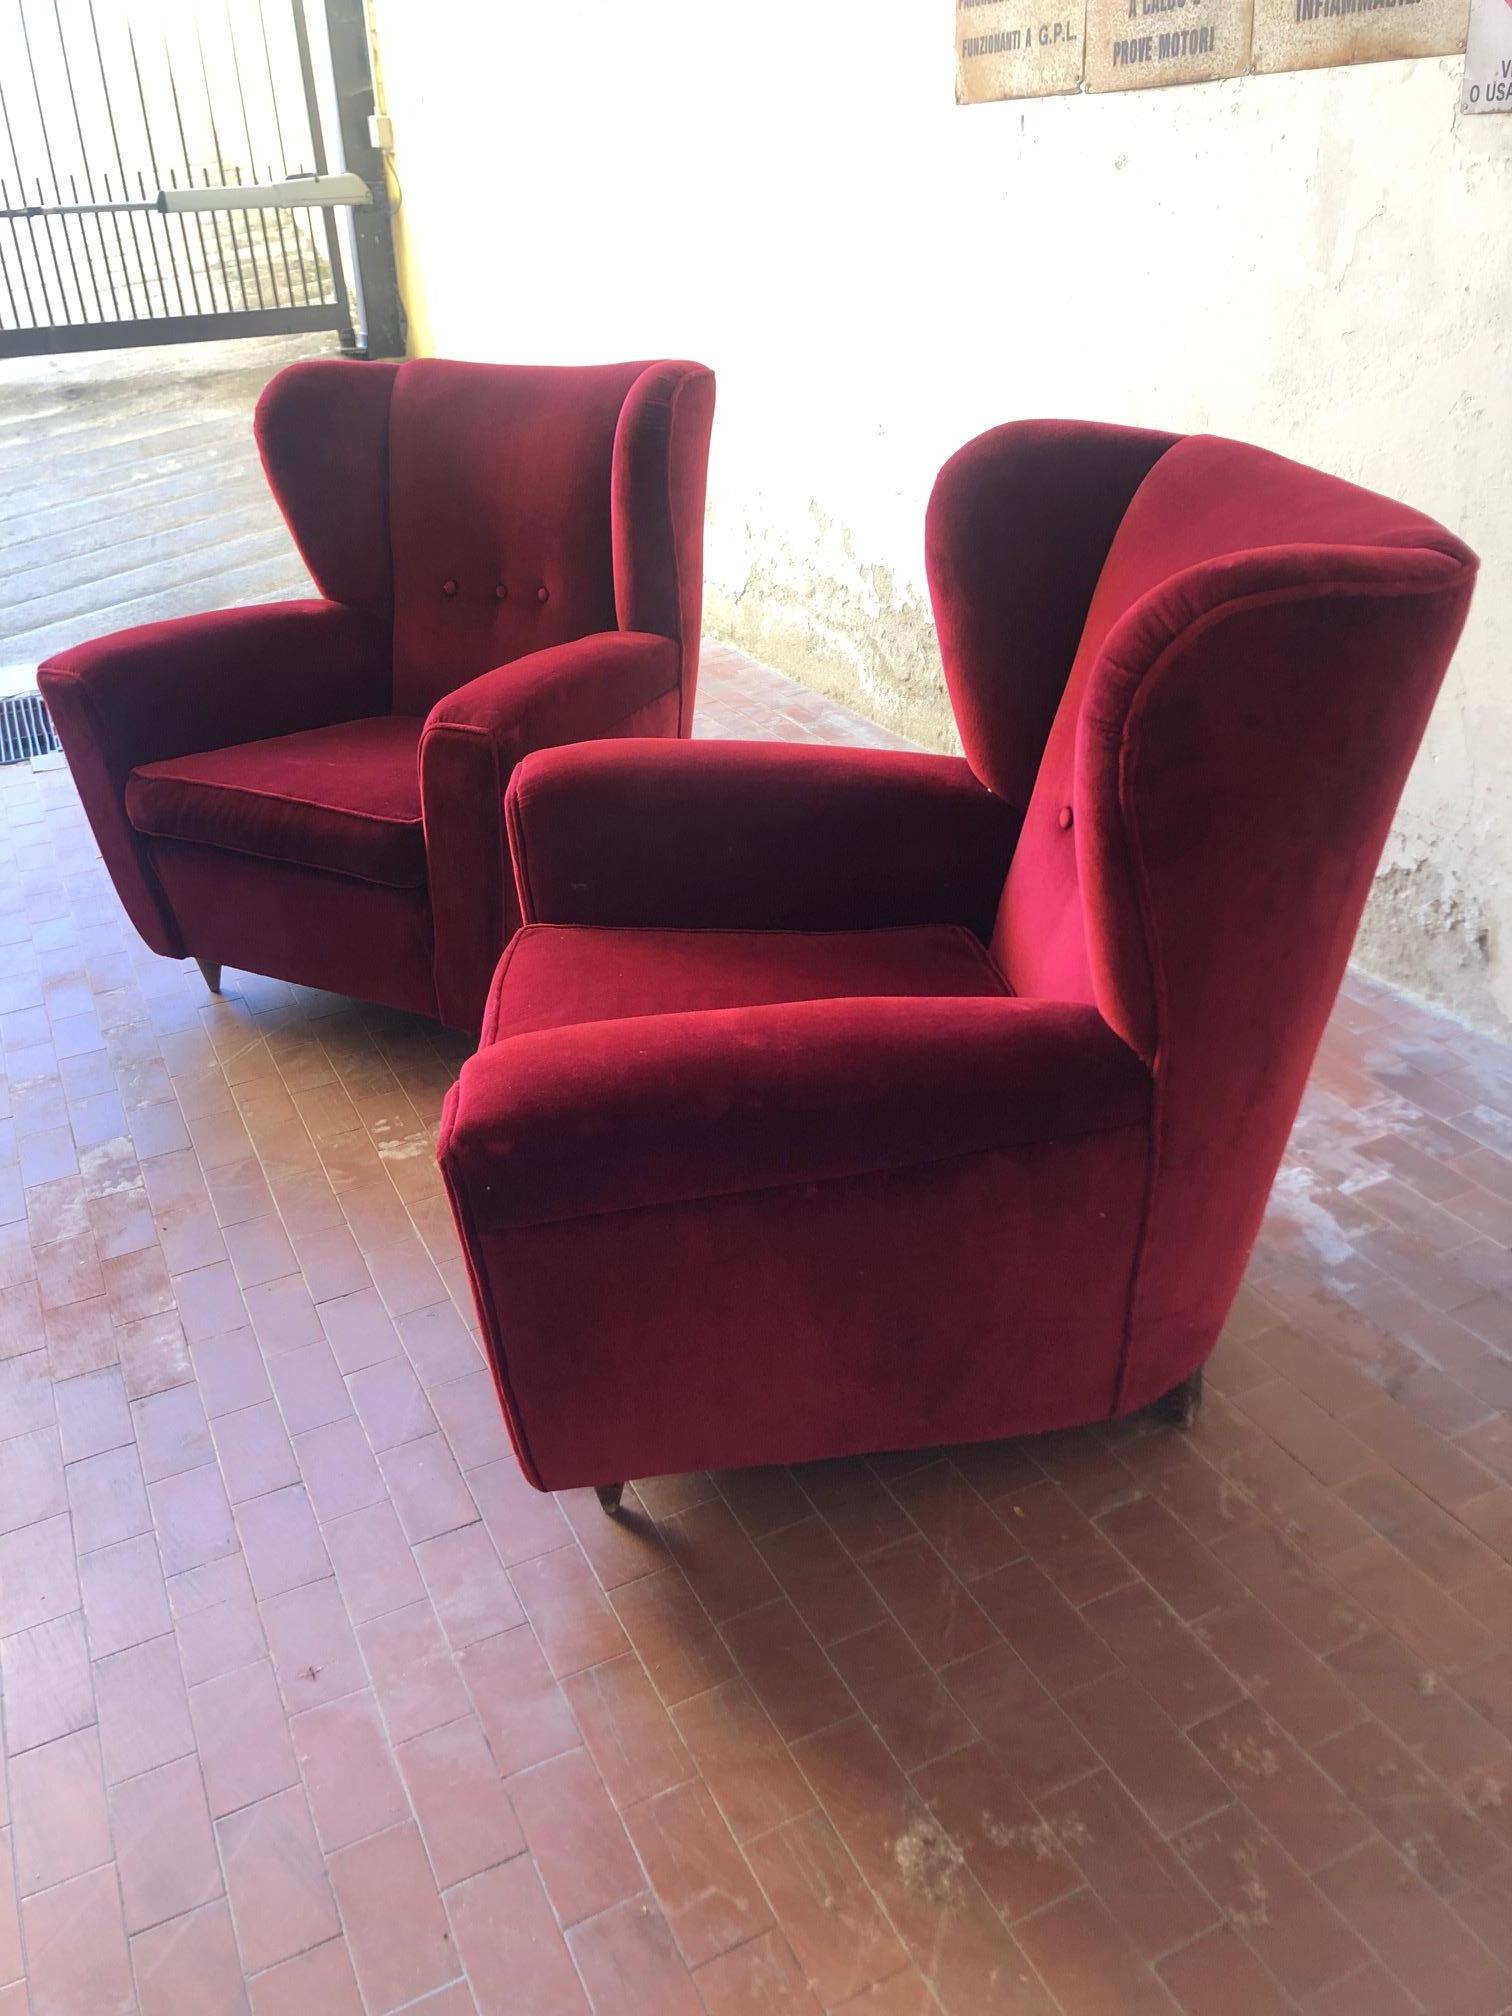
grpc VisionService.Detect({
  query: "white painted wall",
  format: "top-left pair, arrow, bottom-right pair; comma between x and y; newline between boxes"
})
370,0 -> 1512,1027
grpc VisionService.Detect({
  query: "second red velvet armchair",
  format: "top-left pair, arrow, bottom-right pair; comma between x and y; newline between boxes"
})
440,422 -> 1477,1499
40,356 -> 715,1033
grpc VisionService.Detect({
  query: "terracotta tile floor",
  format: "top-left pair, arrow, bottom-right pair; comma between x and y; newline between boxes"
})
3,642 -> 1512,2015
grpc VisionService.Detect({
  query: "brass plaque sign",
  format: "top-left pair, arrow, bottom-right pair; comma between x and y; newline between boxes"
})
1252,0 -> 1468,71
958,0 -> 1469,95
1085,0 -> 1252,87
956,0 -> 1088,99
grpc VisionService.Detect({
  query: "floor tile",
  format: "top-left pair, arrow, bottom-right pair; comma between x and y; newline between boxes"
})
323,1498 -> 427,1621
21,1864 -> 134,2016
357,1596 -> 471,1745
188,1659 -> 299,1818
327,1821 -> 459,2014
414,1520 -> 524,1649
445,1856 -> 587,2015
0,1609 -> 96,1754
568,1895 -> 703,2015
93,1632 -> 195,1784
743,1809 -> 908,2005
508,1745 -> 644,1928
260,1574 -> 366,1714
293,1414 -> 385,1523
0,1514 -> 79,1636
218,1784 -> 338,1975
621,1778 -> 774,1967
395,1714 -> 525,1887
694,1929 -> 824,2016
212,1401 -> 299,1504
246,1938 -> 364,2016
148,1461 -> 238,1576
53,1368 -> 132,1466
291,1689 -> 410,1853
169,1553 -> 266,1687
8,1727 -> 112,1897
131,1898 -> 248,2016
111,1754 -> 222,1934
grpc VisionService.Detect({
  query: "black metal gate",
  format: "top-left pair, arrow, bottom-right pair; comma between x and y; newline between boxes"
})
0,0 -> 403,360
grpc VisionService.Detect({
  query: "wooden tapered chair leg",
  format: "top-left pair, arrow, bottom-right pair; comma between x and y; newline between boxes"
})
595,1483 -> 625,1517
1150,1369 -> 1204,1429
195,958 -> 222,994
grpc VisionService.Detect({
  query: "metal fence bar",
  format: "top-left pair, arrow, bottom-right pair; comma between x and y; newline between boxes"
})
57,0 -> 127,317
87,0 -> 169,320
164,43 -> 226,315
16,20 -> 72,323
226,9 -> 281,309
127,22 -> 195,317
0,177 -> 29,326
254,0 -> 309,308
291,0 -> 350,329
0,300 -> 342,360
193,20 -> 252,312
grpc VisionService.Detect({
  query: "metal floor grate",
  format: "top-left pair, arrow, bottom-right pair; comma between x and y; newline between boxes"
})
0,691 -> 62,765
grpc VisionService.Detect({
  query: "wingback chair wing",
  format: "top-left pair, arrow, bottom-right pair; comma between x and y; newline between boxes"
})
439,421 -> 1477,1497
39,356 -> 715,1033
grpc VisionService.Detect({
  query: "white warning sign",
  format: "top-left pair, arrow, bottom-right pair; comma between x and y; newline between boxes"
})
1462,0 -> 1512,107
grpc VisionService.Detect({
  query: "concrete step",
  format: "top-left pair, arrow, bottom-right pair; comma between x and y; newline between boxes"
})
0,442 -> 270,551
0,334 -> 327,675
2,520 -> 297,635
6,552 -> 313,669
0,459 -> 275,574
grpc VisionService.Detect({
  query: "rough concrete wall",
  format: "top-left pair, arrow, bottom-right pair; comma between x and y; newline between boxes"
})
703,510 -> 957,754
369,0 -> 1512,1029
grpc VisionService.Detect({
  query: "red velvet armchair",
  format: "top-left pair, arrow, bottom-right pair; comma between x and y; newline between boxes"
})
439,422 -> 1477,1501
39,357 -> 715,1034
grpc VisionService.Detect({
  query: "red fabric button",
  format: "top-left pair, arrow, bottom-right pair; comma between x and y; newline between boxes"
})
442,579 -> 458,597
494,584 -> 508,601
1058,806 -> 1074,831
536,586 -> 550,605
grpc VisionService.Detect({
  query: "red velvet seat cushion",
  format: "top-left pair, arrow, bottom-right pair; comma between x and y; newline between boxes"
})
484,921 -> 1009,1044
126,717 -> 427,890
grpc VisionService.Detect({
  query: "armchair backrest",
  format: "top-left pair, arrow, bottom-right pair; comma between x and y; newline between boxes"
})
255,356 -> 715,724
927,422 -> 1477,1386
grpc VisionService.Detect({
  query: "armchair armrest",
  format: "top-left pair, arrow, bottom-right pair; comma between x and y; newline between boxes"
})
39,599 -> 391,771
38,599 -> 390,958
507,738 -> 1023,939
418,630 -> 681,1031
421,630 -> 679,756
441,995 -> 1150,1233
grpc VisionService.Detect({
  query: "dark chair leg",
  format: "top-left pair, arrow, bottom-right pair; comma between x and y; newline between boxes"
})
195,959 -> 222,994
595,1483 -> 625,1517
1151,1369 -> 1204,1429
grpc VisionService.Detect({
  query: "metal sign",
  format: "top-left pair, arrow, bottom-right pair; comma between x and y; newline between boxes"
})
1462,0 -> 1512,106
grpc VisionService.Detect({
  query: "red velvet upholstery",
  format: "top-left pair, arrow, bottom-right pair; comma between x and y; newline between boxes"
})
441,422 -> 1478,1492
40,356 -> 715,1032
484,921 -> 1010,1041
128,717 -> 425,889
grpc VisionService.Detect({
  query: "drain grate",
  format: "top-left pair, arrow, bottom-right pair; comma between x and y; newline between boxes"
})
0,691 -> 61,766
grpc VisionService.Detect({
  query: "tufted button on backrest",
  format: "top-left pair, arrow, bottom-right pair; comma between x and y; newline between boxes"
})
979,430 -> 1475,1048
387,359 -> 643,716
442,579 -> 458,597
